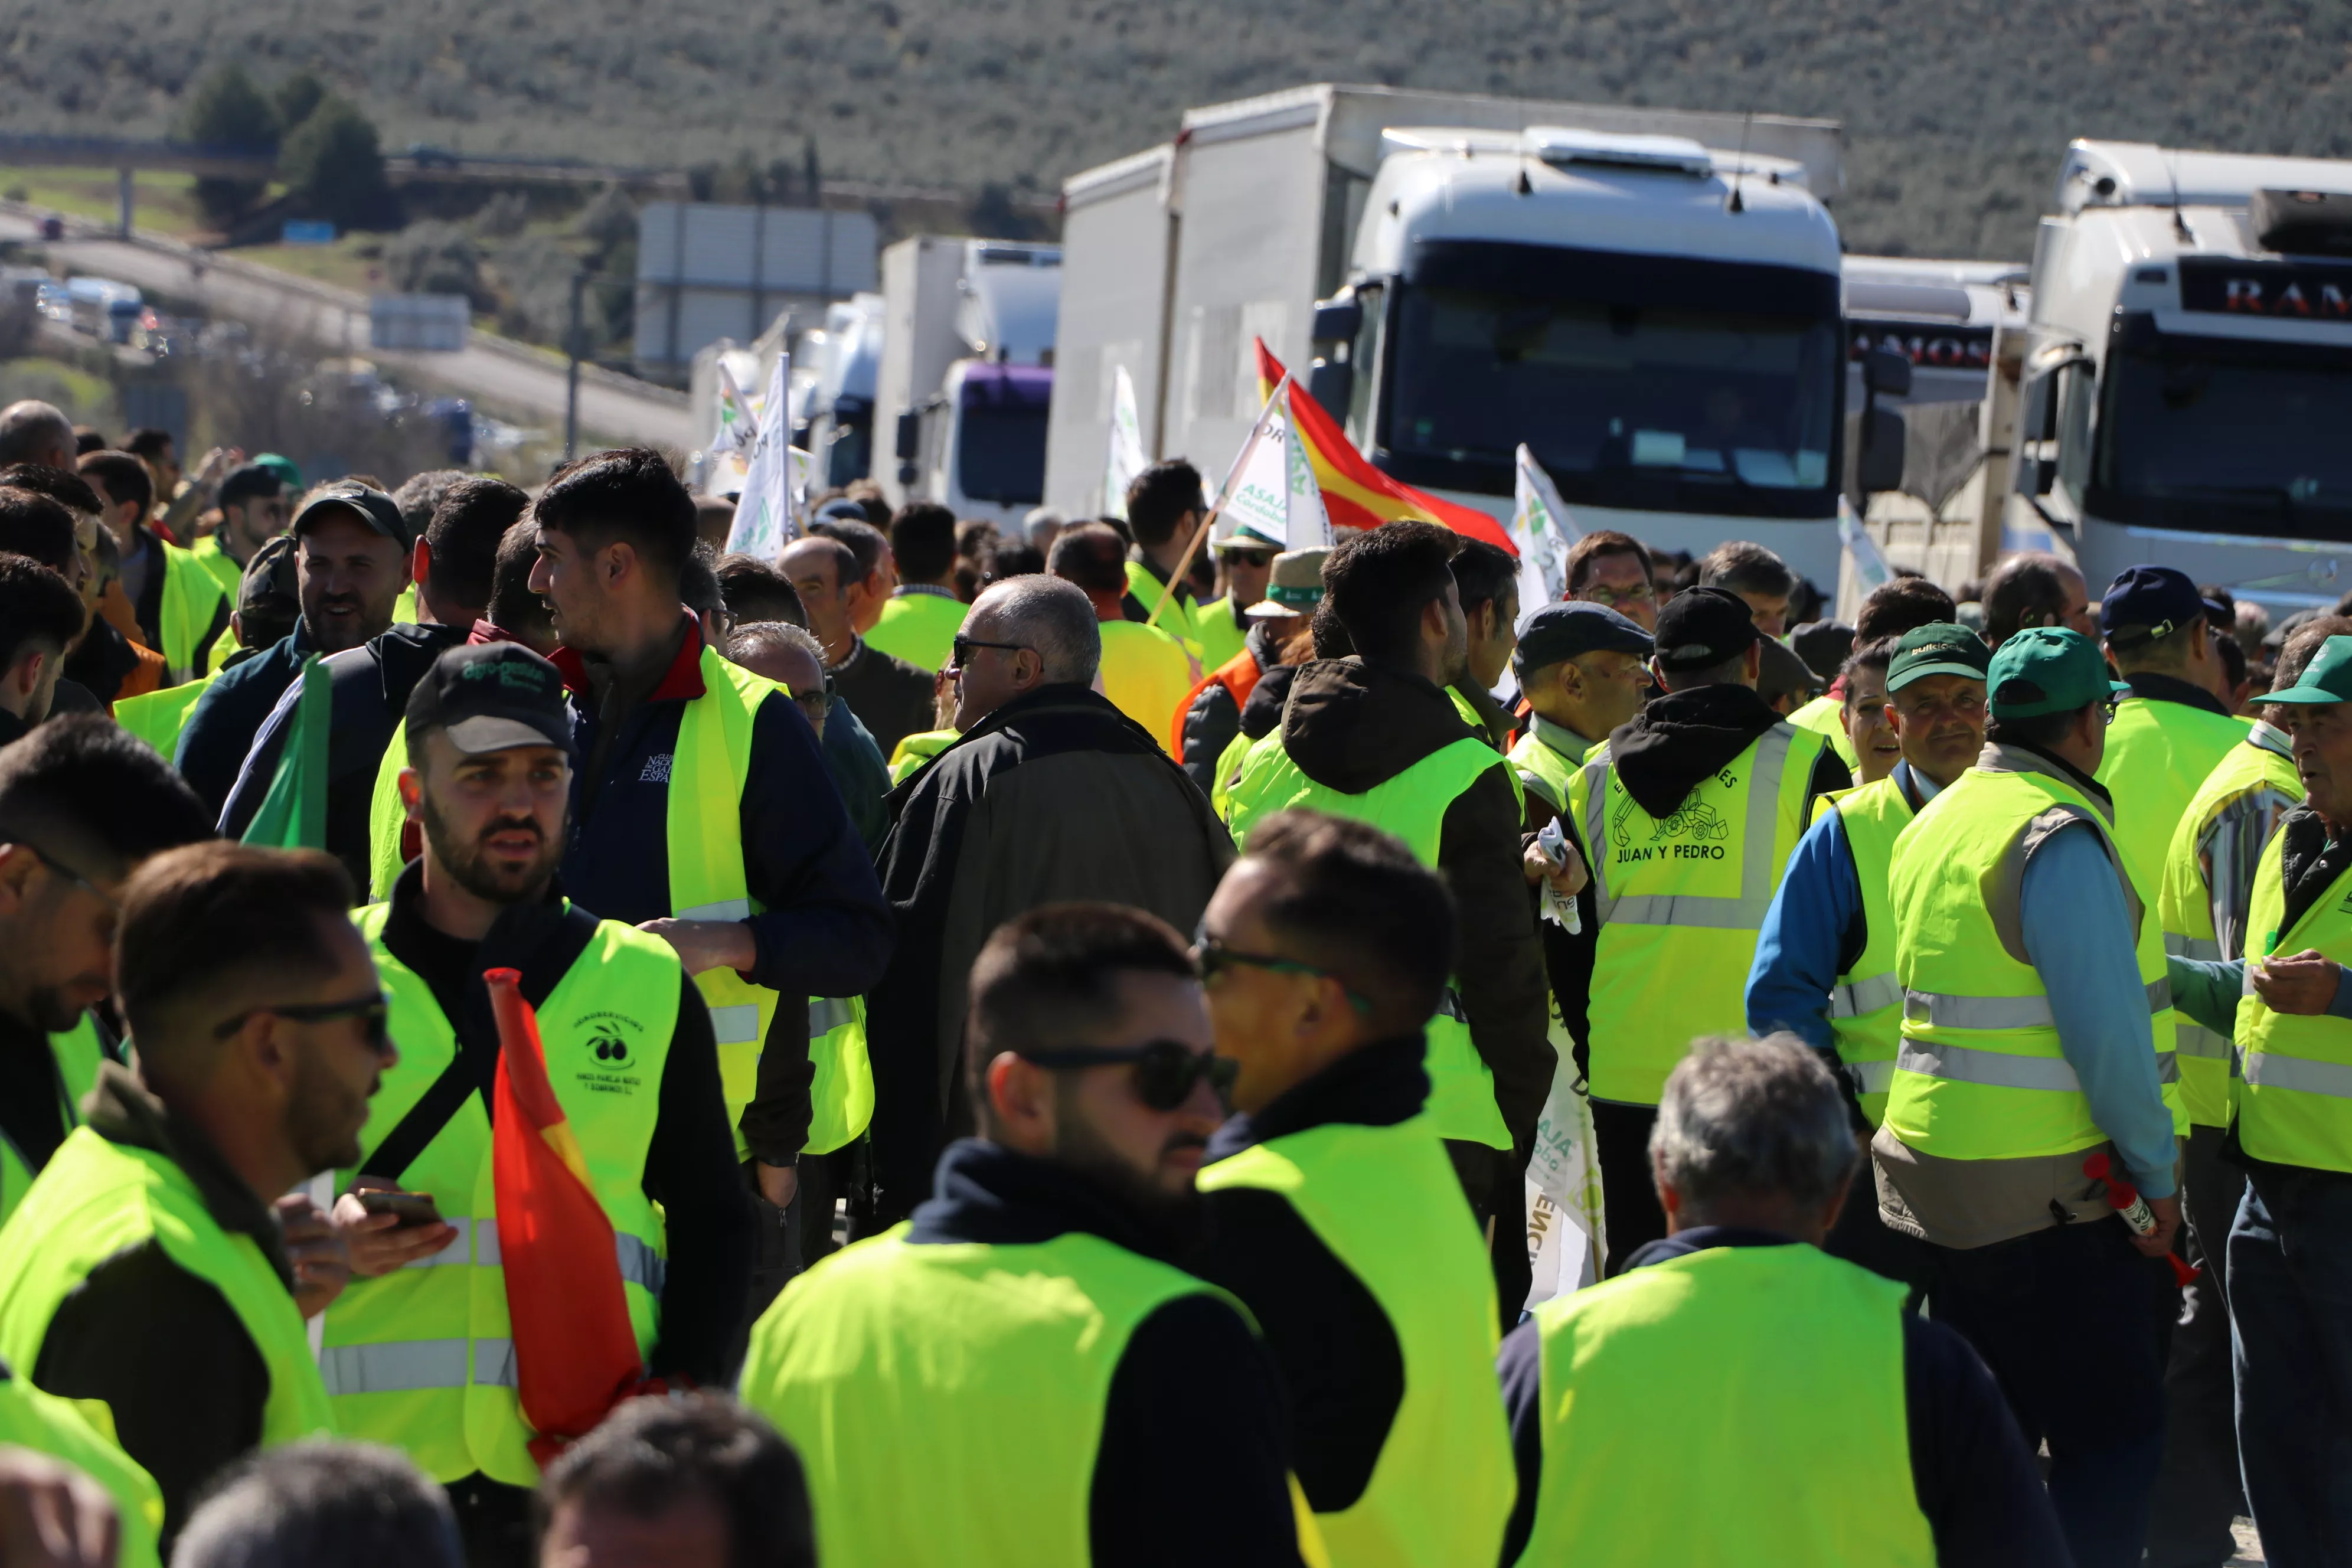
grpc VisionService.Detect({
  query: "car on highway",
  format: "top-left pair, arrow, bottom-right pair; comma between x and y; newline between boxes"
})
404,143 -> 462,169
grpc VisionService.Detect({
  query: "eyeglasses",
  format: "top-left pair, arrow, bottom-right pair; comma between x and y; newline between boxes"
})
1017,1040 -> 1239,1111
20,842 -> 118,912
790,675 -> 835,720
1224,551 -> 1274,569
1193,926 -> 1376,1015
2102,698 -> 2121,725
214,991 -> 393,1055
951,635 -> 1030,669
1577,583 -> 1656,609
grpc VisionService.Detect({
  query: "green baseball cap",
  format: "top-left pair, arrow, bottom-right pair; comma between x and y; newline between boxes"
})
251,453 -> 303,492
2265,635 -> 2352,705
1886,622 -> 1992,693
1987,626 -> 2129,718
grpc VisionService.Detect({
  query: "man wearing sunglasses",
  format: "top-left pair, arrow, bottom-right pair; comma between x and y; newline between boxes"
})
0,842 -> 376,1548
1189,812 -> 1515,1567
742,903 -> 1314,1568
325,642 -> 752,1565
0,717 -> 213,1227
1192,524 -> 1280,672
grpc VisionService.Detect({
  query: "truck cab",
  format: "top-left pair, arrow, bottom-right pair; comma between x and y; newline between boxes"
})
799,292 -> 884,492
2007,141 -> 2352,613
1321,125 -> 1847,579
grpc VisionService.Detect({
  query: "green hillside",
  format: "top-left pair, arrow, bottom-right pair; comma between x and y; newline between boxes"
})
6,0 -> 2351,256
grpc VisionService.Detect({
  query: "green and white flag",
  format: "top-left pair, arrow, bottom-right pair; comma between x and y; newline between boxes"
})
1219,380 -> 1328,550
1103,364 -> 1148,519
710,358 -> 756,458
240,655 -> 329,851
727,349 -> 799,559
1509,443 -> 1577,609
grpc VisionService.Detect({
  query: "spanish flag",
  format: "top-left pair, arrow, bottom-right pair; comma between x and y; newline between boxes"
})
1256,339 -> 1517,555
486,968 -> 647,1464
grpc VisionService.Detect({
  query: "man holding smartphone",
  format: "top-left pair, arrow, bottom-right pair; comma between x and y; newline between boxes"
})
322,643 -> 753,1568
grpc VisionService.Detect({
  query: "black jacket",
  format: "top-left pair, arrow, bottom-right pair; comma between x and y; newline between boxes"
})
219,620 -> 471,888
1275,659 -> 1553,1155
371,867 -> 755,1389
1494,1227 -> 2069,1568
828,638 -> 936,761
31,1066 -> 286,1547
910,1140 -> 1306,1568
1189,1036 -> 1428,1511
173,625 -> 316,817
60,616 -> 142,706
1178,620 -> 1281,796
867,685 -> 1233,1216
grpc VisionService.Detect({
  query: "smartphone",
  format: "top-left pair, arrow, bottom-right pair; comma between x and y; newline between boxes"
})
357,1190 -> 444,1230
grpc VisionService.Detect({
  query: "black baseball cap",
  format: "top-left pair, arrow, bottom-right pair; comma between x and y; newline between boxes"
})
1652,586 -> 1761,672
1512,600 -> 1654,678
238,533 -> 300,615
293,479 -> 411,550
404,643 -> 574,756
2100,565 -> 2206,649
217,463 -> 285,512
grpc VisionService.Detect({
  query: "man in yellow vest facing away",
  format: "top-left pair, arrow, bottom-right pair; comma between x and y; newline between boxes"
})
1223,522 -> 1552,1317
2148,615 -> 2344,1566
524,449 -> 890,1256
2161,632 -> 2352,1566
1745,623 -> 1989,1289
1876,626 -> 2184,1568
1190,811 -> 1514,1567
740,903 -> 1319,1568
1050,522 -> 1198,749
0,843 -> 370,1547
2095,566 -> 2249,895
1562,584 -> 1847,1264
0,718 -> 214,1226
321,642 -> 753,1566
864,502 -> 968,675
1497,1034 -> 2067,1566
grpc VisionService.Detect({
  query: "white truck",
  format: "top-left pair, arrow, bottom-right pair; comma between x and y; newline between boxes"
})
2004,141 -> 2352,613
1044,84 -> 1870,583
873,237 -> 1060,528
797,292 -> 885,494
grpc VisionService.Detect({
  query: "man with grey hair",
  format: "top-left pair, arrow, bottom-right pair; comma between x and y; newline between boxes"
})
1496,1034 -> 2065,1567
864,573 -> 1234,1228
0,403 -> 74,474
174,1439 -> 462,1568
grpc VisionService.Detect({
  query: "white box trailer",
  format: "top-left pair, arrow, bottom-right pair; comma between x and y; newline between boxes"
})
1046,84 -> 1852,580
369,292 -> 469,352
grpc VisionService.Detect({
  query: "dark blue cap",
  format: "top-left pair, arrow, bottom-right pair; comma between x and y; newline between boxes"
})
2100,565 -> 2206,648
1512,599 -> 1655,678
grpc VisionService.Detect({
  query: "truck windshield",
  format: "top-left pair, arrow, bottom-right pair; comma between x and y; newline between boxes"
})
1381,241 -> 1842,516
2093,335 -> 2352,542
955,366 -> 1052,507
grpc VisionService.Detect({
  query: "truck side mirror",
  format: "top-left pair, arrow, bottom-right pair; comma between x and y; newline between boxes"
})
1858,406 -> 1906,495
894,409 -> 920,463
2016,456 -> 2059,498
1862,345 -> 1913,399
1311,293 -> 1362,344
1307,357 -> 1354,419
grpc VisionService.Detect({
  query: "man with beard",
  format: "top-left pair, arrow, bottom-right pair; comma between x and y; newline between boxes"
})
321,643 -> 752,1568
0,717 -> 214,1224
0,842 -> 370,1548
176,481 -> 414,818
739,903 -> 1314,1568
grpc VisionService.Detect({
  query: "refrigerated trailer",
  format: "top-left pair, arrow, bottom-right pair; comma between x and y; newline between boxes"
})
1045,84 -> 1854,582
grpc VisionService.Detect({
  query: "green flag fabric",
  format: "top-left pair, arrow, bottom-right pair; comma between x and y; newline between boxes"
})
239,656 -> 330,850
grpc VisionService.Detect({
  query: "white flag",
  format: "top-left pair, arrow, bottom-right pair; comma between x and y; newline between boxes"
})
1281,390 -> 1332,549
1508,445 -> 1577,612
710,359 -> 757,458
1103,365 -> 1148,519
1217,388 -> 1328,552
727,349 -> 798,559
1838,496 -> 1895,593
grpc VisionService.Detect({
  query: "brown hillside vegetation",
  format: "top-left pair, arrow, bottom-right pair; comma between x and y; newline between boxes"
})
5,0 -> 2351,257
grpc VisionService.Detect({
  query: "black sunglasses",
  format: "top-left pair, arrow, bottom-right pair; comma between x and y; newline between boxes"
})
951,635 -> 1030,669
1193,927 -> 1375,1015
214,991 -> 393,1055
1018,1040 -> 1239,1111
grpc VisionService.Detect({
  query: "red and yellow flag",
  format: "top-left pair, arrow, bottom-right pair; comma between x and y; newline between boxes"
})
1255,339 -> 1516,556
486,968 -> 646,1464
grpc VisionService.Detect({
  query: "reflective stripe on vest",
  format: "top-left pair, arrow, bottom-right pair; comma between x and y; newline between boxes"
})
1571,723 -> 1825,1106
1831,973 -> 1906,1020
1223,727 -> 1513,1149
2233,828 -> 2352,1171
1196,1120 -> 1513,1566
1520,1244 -> 1932,1565
328,903 -> 680,1485
1903,977 -> 2172,1032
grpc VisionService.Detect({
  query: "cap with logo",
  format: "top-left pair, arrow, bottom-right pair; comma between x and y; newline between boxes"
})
293,479 -> 412,550
1243,548 -> 1330,620
405,643 -> 576,756
237,533 -> 300,616
2100,565 -> 2207,651
1511,600 -> 1654,677
1210,524 -> 1283,558
1651,585 -> 1760,673
1987,626 -> 2130,718
2264,635 -> 2352,705
1886,622 -> 1992,692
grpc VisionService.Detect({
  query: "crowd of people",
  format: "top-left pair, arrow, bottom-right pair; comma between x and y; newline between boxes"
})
0,386 -> 2341,1568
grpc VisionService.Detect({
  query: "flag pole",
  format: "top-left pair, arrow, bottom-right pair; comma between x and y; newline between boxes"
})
1146,373 -> 1291,630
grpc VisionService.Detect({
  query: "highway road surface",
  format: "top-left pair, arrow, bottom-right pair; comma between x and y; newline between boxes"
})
0,208 -> 701,453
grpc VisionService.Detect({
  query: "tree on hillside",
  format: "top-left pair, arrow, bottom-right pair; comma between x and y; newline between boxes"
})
273,71 -> 329,135
282,97 -> 401,231
179,66 -> 280,227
